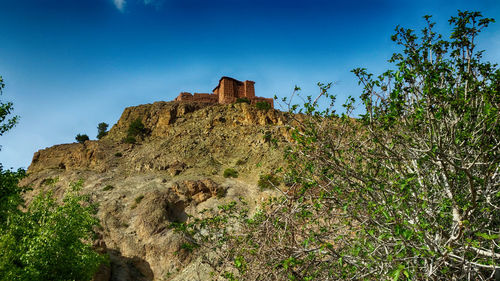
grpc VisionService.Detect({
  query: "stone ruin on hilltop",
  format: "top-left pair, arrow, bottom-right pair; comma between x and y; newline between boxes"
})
175,76 -> 274,108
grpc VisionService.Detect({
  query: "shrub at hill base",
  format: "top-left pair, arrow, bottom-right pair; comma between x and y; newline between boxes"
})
0,177 -> 106,281
171,11 -> 499,280
1,75 -> 105,280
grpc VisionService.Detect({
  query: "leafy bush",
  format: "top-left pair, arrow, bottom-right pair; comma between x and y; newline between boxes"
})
180,242 -> 199,253
42,177 -> 59,186
0,180 -> 105,280
96,122 -> 109,140
277,11 -> 499,280
75,133 -> 89,144
255,101 -> 271,110
114,152 -> 123,157
0,75 -> 18,136
127,118 -> 147,138
223,168 -> 238,178
236,98 -> 250,104
123,118 -> 147,144
1,77 -> 104,280
257,173 -> 280,190
123,135 -> 136,144
0,166 -> 26,225
170,11 -> 500,281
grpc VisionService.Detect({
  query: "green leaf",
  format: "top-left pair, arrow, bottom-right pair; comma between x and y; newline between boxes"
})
392,264 -> 405,281
475,232 -> 500,240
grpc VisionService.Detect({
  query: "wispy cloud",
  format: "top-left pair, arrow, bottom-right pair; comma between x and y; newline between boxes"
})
143,0 -> 165,9
112,0 -> 165,12
113,0 -> 126,12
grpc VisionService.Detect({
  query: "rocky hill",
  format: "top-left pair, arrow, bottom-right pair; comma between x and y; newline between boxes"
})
20,101 -> 290,281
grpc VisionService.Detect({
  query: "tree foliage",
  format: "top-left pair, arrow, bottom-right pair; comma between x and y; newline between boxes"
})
172,11 -> 499,280
0,181 -> 106,281
255,101 -> 271,110
96,122 -> 109,140
128,118 -> 146,137
0,76 -> 18,137
124,118 -> 148,144
0,76 -> 104,280
0,167 -> 26,229
75,134 -> 89,144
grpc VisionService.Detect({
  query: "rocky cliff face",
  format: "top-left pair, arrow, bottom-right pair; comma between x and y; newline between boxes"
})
21,101 -> 289,281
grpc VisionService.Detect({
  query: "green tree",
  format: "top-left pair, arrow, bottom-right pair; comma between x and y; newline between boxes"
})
0,75 -> 22,224
127,118 -> 146,137
0,167 -> 25,228
283,11 -> 499,280
0,76 -> 18,137
0,76 -> 105,280
124,118 -> 148,144
172,11 -> 499,280
0,181 -> 106,281
96,122 -> 109,140
75,133 -> 89,144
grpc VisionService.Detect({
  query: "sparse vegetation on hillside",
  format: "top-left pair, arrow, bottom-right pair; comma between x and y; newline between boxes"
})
223,168 -> 238,178
172,11 -> 499,280
124,118 -> 147,144
75,133 -> 89,144
123,135 -> 137,144
96,122 -> 109,140
236,97 -> 251,104
128,118 -> 147,137
255,101 -> 271,110
257,173 -> 280,190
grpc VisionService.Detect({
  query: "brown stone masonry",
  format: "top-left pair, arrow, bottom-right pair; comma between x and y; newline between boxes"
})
175,76 -> 274,108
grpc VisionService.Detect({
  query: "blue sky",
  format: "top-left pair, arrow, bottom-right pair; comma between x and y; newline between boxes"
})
0,0 -> 499,169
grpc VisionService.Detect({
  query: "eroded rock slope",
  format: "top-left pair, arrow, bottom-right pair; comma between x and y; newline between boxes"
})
21,101 -> 289,281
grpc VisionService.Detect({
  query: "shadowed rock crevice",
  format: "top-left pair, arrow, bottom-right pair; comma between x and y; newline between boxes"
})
108,250 -> 154,281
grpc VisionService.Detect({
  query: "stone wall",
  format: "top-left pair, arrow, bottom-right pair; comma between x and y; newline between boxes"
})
175,77 -> 273,108
243,80 -> 255,98
193,93 -> 218,103
218,77 -> 237,104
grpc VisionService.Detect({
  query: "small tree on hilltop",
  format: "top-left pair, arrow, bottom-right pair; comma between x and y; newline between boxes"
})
96,122 -> 109,140
75,133 -> 89,144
